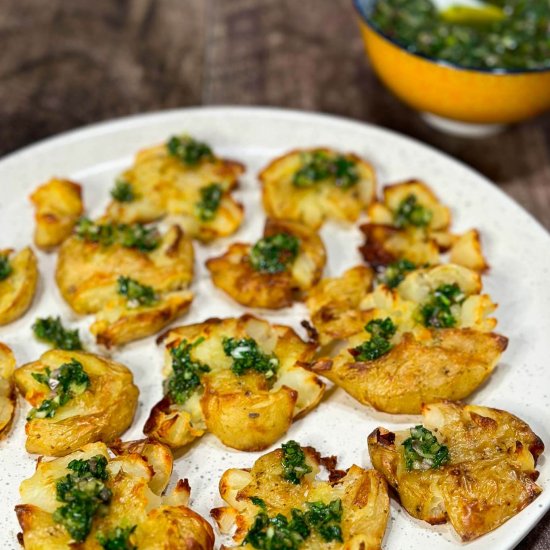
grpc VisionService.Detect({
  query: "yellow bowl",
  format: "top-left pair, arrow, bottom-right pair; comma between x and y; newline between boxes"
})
354,0 -> 550,125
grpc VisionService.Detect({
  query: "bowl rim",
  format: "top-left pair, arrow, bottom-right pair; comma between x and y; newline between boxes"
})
353,0 -> 550,76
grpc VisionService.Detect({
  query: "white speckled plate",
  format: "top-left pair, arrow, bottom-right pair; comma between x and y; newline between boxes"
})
0,107 -> 548,549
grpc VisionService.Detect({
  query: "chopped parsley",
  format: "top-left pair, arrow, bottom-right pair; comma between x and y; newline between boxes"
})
394,194 -> 433,229
110,180 -> 135,203
195,183 -> 223,221
419,283 -> 466,328
378,259 -> 417,288
75,218 -> 160,252
117,276 -> 157,308
222,337 -> 279,379
28,358 -> 90,420
165,338 -> 210,405
243,499 -> 343,548
350,317 -> 396,361
166,135 -> 214,165
402,425 -> 450,471
249,233 -> 300,274
97,525 -> 137,550
32,317 -> 83,351
0,254 -> 12,281
281,440 -> 312,484
293,151 -> 359,189
53,455 -> 112,542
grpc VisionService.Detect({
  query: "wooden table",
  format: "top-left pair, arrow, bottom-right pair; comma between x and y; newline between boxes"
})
0,0 -> 548,547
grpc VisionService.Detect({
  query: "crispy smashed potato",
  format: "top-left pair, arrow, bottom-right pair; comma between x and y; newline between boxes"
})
89,289 -> 194,348
0,247 -> 38,326
306,265 -> 374,345
30,178 -> 83,250
144,315 -> 324,451
360,180 -> 487,272
0,343 -> 16,437
368,401 -> 544,541
14,350 -> 139,456
104,138 -> 244,241
260,148 -> 376,229
207,219 -> 326,309
311,264 -> 506,413
211,441 -> 389,549
16,439 -> 215,549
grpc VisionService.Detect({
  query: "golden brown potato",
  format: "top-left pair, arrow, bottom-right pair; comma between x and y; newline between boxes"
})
368,401 -> 544,541
30,178 -> 83,250
361,180 -> 487,272
0,342 -> 16,437
144,315 -> 324,451
311,264 -> 505,413
0,247 -> 38,326
306,265 -> 374,345
89,289 -> 194,348
56,223 -> 194,315
211,441 -> 389,549
14,350 -> 139,456
16,439 -> 215,549
206,218 -> 326,309
104,137 -> 244,242
260,148 -> 376,229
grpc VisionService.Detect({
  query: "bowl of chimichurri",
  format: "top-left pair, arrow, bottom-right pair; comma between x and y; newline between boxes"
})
354,0 -> 550,129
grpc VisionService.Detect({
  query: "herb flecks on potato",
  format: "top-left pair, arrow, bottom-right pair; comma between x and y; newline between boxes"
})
144,315 -> 324,451
261,148 -> 376,229
104,134 -> 244,242
207,218 -> 326,309
16,439 -> 215,549
211,440 -> 389,550
368,401 -> 545,541
360,180 -> 488,272
14,350 -> 139,456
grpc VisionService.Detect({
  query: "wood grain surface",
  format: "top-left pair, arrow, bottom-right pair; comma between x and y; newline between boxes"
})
0,0 -> 549,547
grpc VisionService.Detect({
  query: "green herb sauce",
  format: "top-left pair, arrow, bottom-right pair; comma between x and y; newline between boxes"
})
419,283 -> 466,328
281,440 -> 312,484
166,135 -> 214,165
223,337 -> 279,379
32,317 -> 83,351
350,317 -> 397,361
394,194 -> 432,229
371,0 -> 550,70
117,276 -> 158,308
195,183 -> 223,221
402,425 -> 450,470
97,525 -> 137,550
378,258 -> 417,288
0,254 -> 12,281
249,233 -> 300,274
110,180 -> 135,203
293,151 -> 359,189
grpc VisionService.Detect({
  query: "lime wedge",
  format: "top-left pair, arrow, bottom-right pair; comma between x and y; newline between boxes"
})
440,4 -> 506,24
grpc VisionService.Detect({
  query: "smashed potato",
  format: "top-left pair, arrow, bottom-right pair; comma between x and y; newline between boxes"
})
0,247 -> 38,326
16,439 -> 215,549
144,315 -> 324,451
211,441 -> 389,549
104,135 -> 244,241
206,218 -> 326,309
311,264 -> 506,413
30,178 -> 83,250
260,148 -> 376,229
14,350 -> 139,456
0,342 -> 16,437
306,265 -> 374,345
368,401 -> 544,541
360,180 -> 487,272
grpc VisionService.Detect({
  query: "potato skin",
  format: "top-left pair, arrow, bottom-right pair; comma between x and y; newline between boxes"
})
0,247 -> 38,326
260,148 -> 376,229
56,224 -> 194,315
145,315 -> 324,451
212,444 -> 390,550
14,350 -> 139,456
16,440 -> 214,549
361,180 -> 487,272
30,178 -> 83,250
0,342 -> 16,437
90,290 -> 194,348
206,218 -> 326,309
104,141 -> 245,242
368,401 -> 544,541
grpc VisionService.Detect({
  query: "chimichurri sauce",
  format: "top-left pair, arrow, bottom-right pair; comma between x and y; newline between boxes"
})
370,0 -> 550,71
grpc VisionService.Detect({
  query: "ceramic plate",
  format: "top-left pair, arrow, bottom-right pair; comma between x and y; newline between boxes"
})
0,107 -> 548,549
